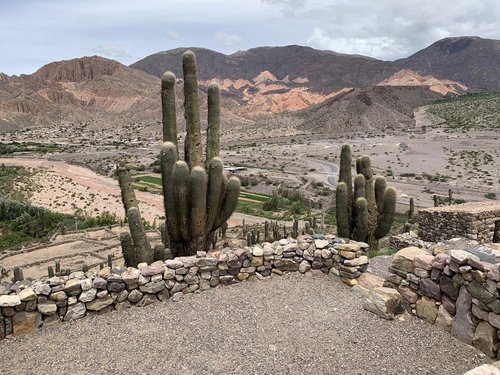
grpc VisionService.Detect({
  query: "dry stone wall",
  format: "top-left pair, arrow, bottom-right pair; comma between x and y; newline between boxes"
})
419,202 -> 500,243
385,246 -> 500,358
0,235 -> 369,340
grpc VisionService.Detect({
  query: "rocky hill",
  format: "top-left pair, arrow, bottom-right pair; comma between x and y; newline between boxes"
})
131,45 -> 398,89
394,36 -> 500,90
0,56 -> 160,132
296,86 -> 442,133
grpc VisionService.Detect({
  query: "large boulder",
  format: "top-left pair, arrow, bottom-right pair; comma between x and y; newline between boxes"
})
392,247 -> 428,273
364,287 -> 404,320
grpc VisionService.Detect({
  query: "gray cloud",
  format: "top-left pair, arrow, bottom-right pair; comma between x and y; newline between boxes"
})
214,32 -> 242,47
93,44 -> 132,59
0,0 -> 499,74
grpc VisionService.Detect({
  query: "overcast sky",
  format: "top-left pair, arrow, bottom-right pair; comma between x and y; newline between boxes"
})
1,0 -> 500,75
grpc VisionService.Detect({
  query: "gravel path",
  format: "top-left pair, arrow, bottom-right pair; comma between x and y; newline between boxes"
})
0,274 -> 488,375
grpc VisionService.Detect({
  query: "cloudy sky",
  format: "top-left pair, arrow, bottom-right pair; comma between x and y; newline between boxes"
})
1,0 -> 499,75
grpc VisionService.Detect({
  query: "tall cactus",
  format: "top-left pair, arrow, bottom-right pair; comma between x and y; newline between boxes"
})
118,51 -> 240,261
335,144 -> 397,250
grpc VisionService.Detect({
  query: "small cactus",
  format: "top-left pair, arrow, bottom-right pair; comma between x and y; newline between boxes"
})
82,263 -> 89,273
47,266 -> 54,278
13,266 -> 23,282
107,254 -> 113,268
335,145 -> 397,250
55,260 -> 61,274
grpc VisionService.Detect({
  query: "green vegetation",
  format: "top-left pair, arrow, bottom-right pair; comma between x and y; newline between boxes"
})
0,165 -> 32,201
0,142 -> 64,155
427,92 -> 500,130
485,192 -> 497,200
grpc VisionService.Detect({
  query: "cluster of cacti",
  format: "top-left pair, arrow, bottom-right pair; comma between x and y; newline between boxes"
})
117,51 -> 240,264
335,145 -> 396,250
46,260 -> 72,278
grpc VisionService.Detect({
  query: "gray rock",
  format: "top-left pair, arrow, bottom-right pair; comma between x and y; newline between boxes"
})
451,286 -> 475,345
86,295 -> 114,311
137,294 -> 157,307
420,278 -> 442,300
37,301 -> 57,315
64,302 -> 86,321
473,321 -> 499,358
139,281 -> 165,294
79,288 -> 97,303
416,296 -> 438,323
127,289 -> 143,303
364,287 -> 404,320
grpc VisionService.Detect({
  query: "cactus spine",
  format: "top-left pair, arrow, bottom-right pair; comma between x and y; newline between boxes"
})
335,145 -> 397,250
117,51 -> 240,261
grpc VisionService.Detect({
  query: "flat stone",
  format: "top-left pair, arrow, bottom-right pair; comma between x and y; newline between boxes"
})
467,280 -> 495,305
165,259 -> 183,269
339,251 -> 356,260
86,295 -> 114,311
140,265 -> 164,277
398,285 -> 419,304
451,286 -> 475,345
314,239 -> 329,249
344,256 -> 369,267
357,273 -> 384,289
139,281 -> 165,294
336,243 -> 361,252
420,278 -> 442,300
392,247 -> 428,273
37,301 -> 57,315
450,249 -> 479,266
64,302 -> 86,321
80,279 -> 93,291
12,311 -> 41,336
413,254 -> 434,271
274,259 -> 299,272
121,268 -> 140,284
363,287 -> 404,320
473,321 -> 499,358
0,295 -> 21,307
432,253 -> 449,270
18,288 -> 36,302
416,296 -> 438,323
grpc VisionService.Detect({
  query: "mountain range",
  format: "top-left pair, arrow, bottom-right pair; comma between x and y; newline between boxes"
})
0,36 -> 498,134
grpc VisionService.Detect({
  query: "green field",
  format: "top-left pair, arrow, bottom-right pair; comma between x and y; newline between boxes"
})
426,92 -> 500,130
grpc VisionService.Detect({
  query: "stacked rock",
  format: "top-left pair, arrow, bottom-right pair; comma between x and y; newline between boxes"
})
0,235 -> 369,340
385,246 -> 500,358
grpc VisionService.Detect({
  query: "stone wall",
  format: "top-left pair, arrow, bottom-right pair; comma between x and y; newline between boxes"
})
0,235 -> 369,340
385,246 -> 500,358
418,202 -> 500,243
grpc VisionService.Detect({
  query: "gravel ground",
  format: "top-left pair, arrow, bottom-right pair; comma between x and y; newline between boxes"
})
0,274 -> 488,375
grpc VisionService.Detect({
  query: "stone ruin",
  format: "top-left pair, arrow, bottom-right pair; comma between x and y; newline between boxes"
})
419,201 -> 500,243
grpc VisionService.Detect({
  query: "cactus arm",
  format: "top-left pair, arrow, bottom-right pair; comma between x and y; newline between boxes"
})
206,83 -> 220,164
117,165 -> 139,214
353,174 -> 366,201
374,176 -> 387,214
120,231 -> 137,268
339,145 -> 353,223
353,197 -> 368,242
126,207 -> 152,264
182,51 -> 203,168
173,161 -> 191,241
161,71 -> 178,153
189,166 -> 208,238
214,176 -> 241,229
375,187 -> 397,239
335,182 -> 350,238
205,157 -> 223,232
160,142 -> 180,241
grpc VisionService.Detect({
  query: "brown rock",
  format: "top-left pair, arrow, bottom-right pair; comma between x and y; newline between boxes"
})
416,296 -> 438,323
392,247 -> 428,273
12,311 -> 42,336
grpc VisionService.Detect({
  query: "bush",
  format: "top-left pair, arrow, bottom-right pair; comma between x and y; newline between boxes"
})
485,192 -> 497,200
